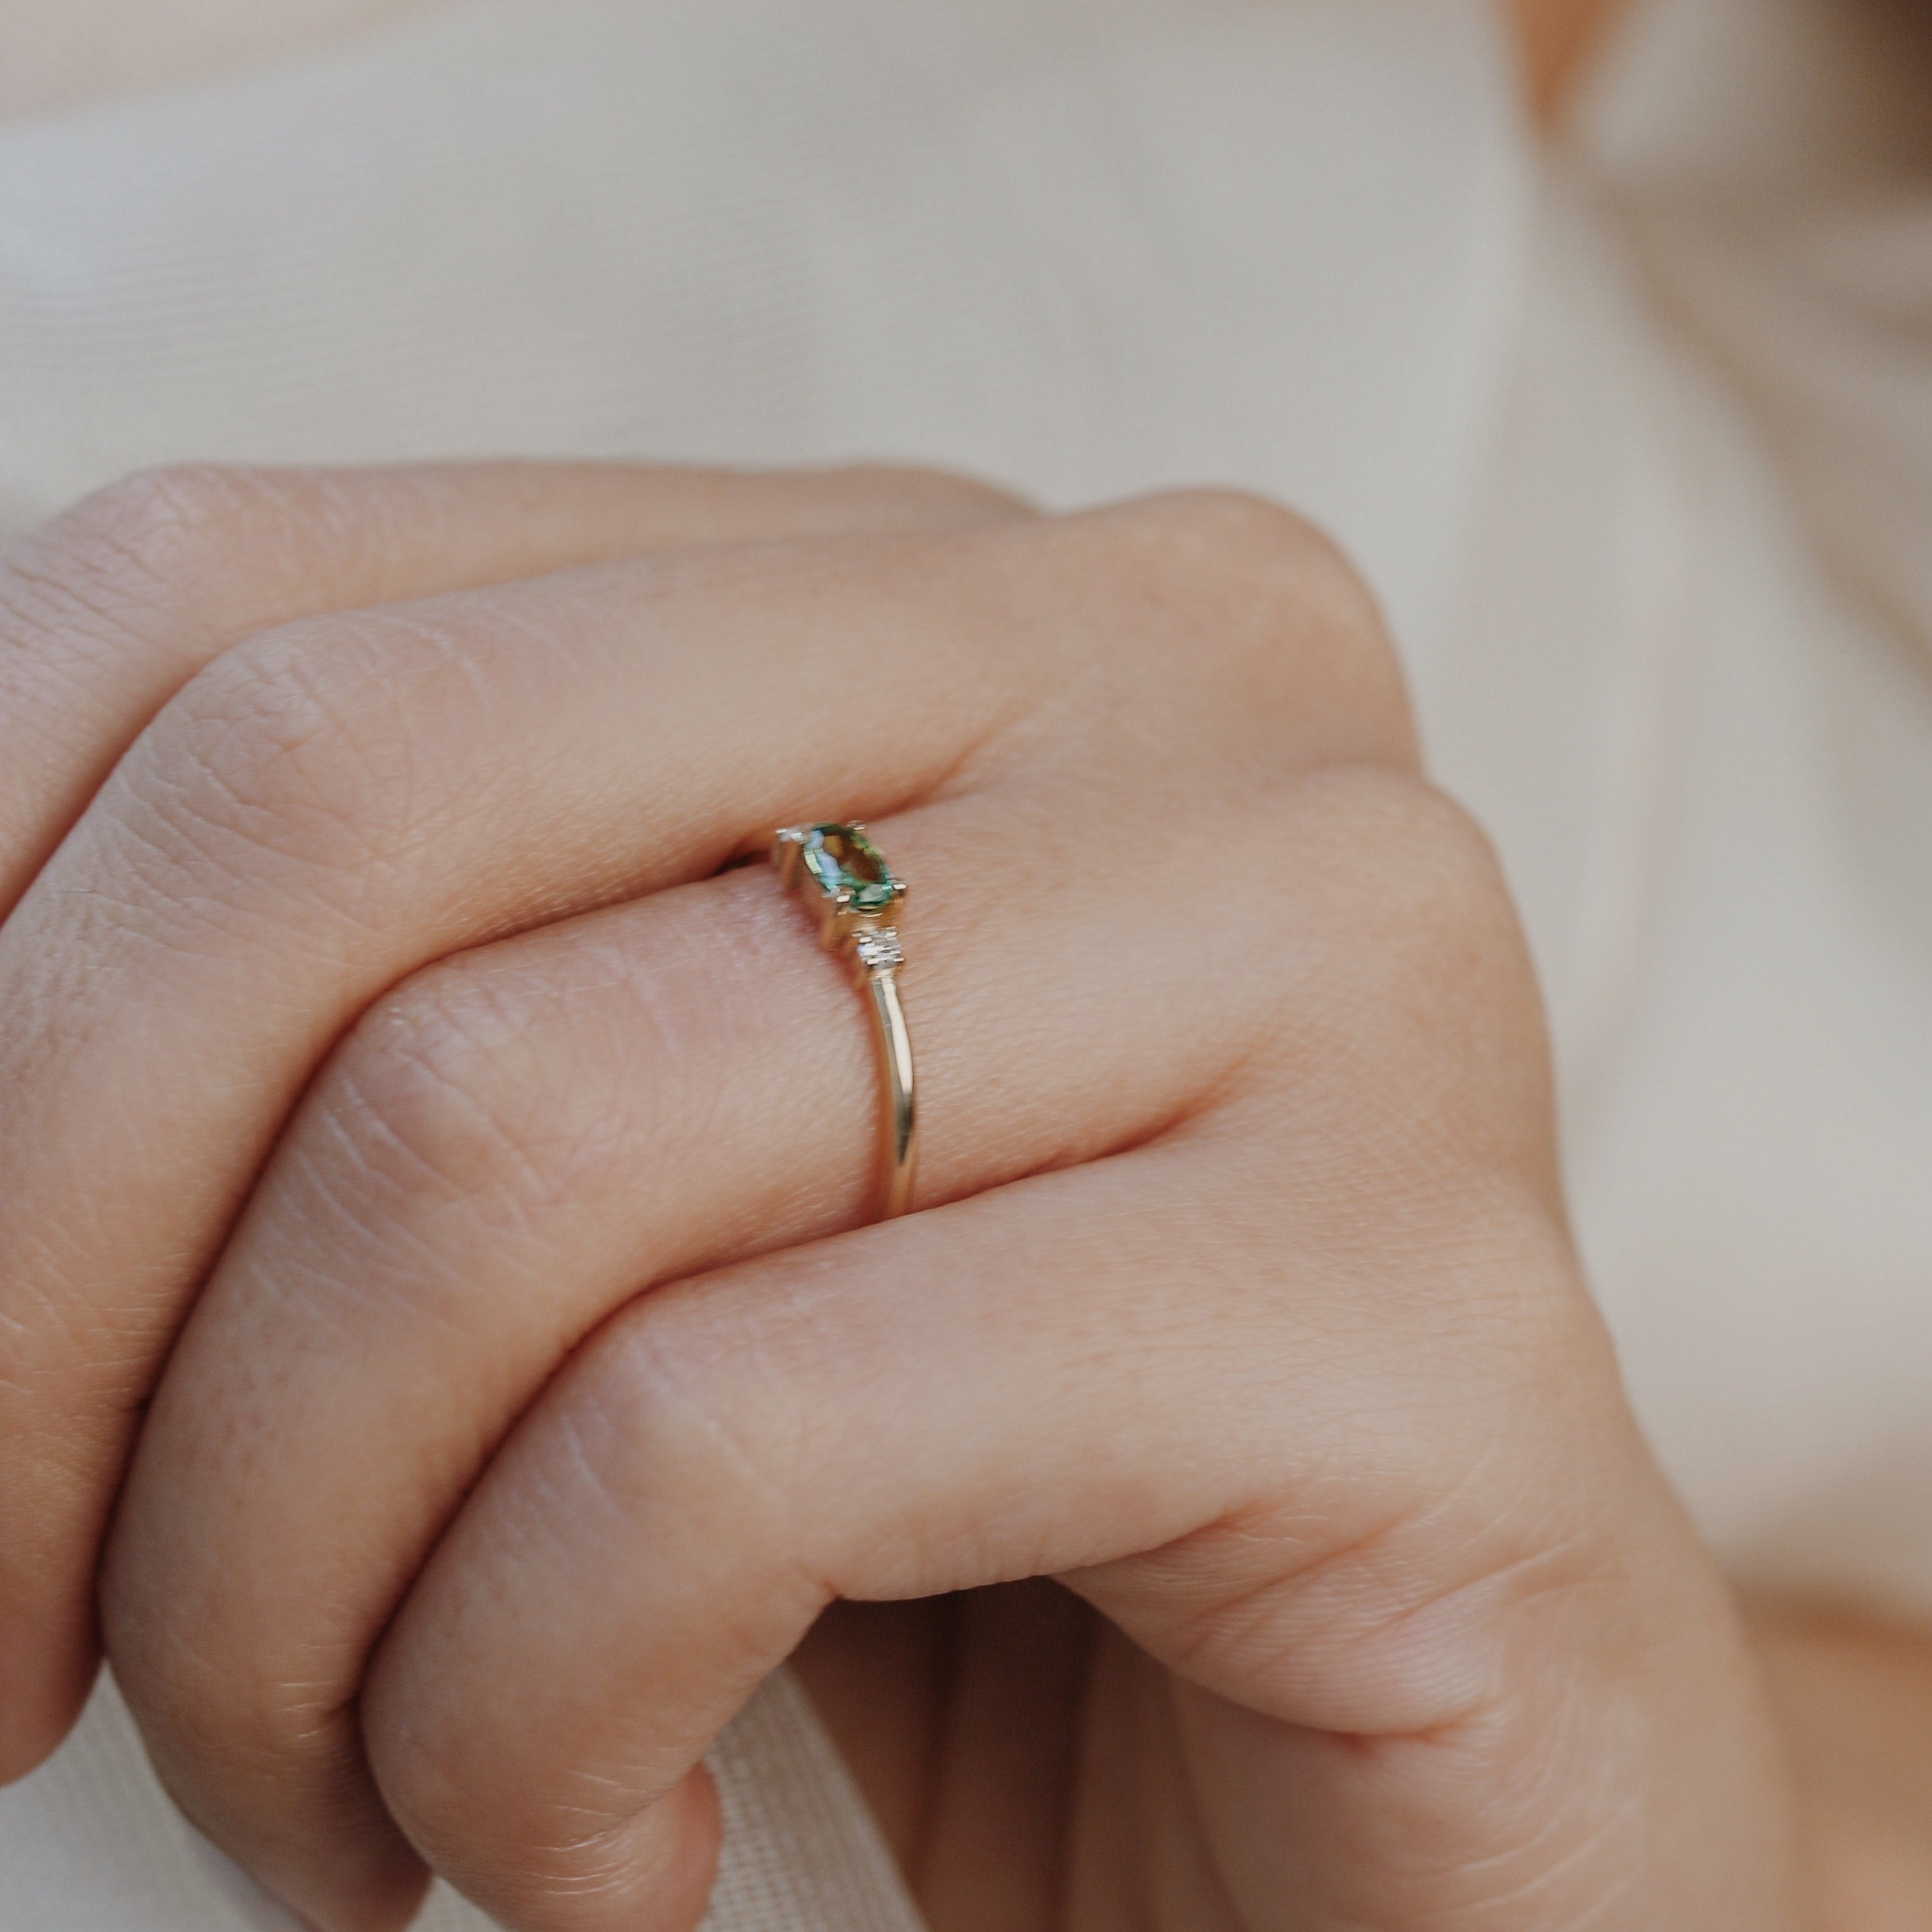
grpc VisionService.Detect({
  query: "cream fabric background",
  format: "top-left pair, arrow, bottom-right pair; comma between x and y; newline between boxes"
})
1,0 -> 1929,1924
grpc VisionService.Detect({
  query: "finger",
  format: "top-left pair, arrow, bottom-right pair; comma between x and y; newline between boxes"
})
0,459 -> 1025,915
100,777 -> 1303,1926
360,1133 -> 1622,1932
0,461 -> 1028,1777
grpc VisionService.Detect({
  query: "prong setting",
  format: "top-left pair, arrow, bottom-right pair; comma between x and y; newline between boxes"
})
774,823 -> 907,971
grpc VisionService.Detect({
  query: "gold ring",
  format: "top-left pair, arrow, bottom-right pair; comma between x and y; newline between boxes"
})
773,823 -> 917,1220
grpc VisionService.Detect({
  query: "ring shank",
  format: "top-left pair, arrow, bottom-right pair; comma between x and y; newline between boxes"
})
866,968 -> 917,1219
771,823 -> 915,1223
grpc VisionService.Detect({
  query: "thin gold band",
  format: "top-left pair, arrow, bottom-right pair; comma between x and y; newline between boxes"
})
773,823 -> 918,1220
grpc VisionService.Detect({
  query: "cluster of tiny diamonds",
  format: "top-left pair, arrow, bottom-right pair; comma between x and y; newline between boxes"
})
852,927 -> 905,972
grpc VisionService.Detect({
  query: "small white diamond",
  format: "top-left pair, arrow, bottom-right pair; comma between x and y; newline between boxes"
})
853,927 -> 904,971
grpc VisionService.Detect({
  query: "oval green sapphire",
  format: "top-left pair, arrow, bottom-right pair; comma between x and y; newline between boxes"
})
798,823 -> 900,913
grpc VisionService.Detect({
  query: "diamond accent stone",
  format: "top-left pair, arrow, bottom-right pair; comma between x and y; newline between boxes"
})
852,927 -> 904,972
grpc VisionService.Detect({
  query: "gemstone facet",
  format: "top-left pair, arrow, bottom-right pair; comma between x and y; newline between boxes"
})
796,823 -> 901,915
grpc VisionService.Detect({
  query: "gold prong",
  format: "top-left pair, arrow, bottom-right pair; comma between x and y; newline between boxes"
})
771,830 -> 805,887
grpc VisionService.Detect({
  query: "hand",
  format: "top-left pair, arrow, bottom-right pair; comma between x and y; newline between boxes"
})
0,462 -> 1799,1931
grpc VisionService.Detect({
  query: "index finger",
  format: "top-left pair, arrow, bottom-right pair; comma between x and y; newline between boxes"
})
0,459 -> 1024,912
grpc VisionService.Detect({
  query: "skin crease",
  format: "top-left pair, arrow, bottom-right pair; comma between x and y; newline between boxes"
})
0,8 -> 1918,1929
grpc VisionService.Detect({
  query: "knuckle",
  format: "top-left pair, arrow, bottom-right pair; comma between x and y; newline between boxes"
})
587,1304 -> 785,1522
824,461 -> 1034,526
1074,490 -> 1414,763
4,465 -> 268,638
1119,488 -> 1375,625
37,464 -> 265,587
565,1290 -> 827,1597
1128,484 -> 1333,561
328,963 -> 584,1213
129,612 -> 440,897
1315,769 -> 1523,962
1285,766 -> 1524,976
322,924 -> 717,1239
557,1303 -> 827,1652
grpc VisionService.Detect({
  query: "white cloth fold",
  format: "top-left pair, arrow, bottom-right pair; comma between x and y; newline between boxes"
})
4,1667 -> 924,1931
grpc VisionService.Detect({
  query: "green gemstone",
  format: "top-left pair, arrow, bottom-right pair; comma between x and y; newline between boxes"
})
800,823 -> 899,913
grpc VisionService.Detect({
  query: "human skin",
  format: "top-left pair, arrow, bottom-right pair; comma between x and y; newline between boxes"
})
0,461 -> 1803,1930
